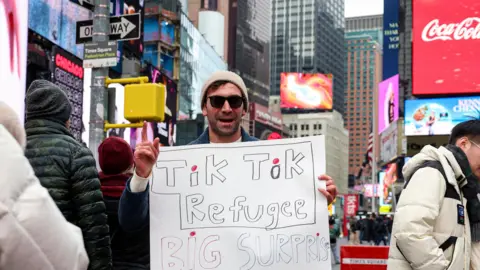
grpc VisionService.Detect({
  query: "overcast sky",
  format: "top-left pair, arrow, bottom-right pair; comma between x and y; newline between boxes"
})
345,0 -> 383,18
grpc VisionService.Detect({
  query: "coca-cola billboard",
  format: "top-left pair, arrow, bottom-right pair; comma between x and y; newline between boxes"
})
413,0 -> 480,95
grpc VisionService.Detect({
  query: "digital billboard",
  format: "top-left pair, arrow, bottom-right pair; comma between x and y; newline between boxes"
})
280,73 -> 333,110
378,74 -> 400,134
28,0 -> 92,59
379,163 -> 397,207
413,0 -> 480,95
382,0 -> 399,80
144,17 -> 159,41
1,0 -> 28,123
405,97 -> 480,136
52,46 -> 84,141
160,21 -> 175,45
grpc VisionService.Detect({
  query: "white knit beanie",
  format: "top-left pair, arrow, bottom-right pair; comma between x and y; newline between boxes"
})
200,71 -> 249,111
0,101 -> 26,149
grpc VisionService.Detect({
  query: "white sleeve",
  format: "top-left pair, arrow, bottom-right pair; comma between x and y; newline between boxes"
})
129,170 -> 152,193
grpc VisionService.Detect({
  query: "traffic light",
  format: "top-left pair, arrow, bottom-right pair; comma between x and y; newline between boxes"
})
124,83 -> 166,122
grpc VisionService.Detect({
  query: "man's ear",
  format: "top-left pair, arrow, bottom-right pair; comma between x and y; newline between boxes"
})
456,136 -> 470,151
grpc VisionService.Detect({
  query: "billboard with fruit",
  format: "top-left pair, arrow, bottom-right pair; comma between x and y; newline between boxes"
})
404,97 -> 480,136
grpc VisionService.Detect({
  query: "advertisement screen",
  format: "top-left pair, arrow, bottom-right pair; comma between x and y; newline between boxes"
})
52,46 -> 84,141
0,0 -> 28,123
144,17 -> 159,41
280,73 -> 333,110
378,74 -> 400,134
382,0 -> 399,80
160,21 -> 175,45
161,53 -> 174,78
379,164 -> 397,206
28,0 -> 92,59
413,0 -> 480,95
405,97 -> 480,136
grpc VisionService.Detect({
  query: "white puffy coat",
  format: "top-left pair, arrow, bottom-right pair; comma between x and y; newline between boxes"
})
0,125 -> 89,270
387,145 -> 471,270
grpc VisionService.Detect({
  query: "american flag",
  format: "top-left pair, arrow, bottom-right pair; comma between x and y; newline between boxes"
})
366,131 -> 374,166
356,130 -> 374,179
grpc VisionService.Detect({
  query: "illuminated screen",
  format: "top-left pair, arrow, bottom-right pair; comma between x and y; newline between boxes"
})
280,73 -> 333,110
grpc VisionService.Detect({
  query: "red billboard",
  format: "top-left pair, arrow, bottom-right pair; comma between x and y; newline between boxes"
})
413,0 -> 480,95
280,73 -> 333,110
343,194 -> 359,237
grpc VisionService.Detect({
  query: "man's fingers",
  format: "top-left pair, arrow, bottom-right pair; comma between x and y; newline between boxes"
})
318,174 -> 333,181
141,122 -> 148,142
318,188 -> 333,203
153,138 -> 160,153
135,149 -> 156,162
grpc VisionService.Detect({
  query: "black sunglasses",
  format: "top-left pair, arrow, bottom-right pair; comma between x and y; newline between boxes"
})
208,95 -> 244,109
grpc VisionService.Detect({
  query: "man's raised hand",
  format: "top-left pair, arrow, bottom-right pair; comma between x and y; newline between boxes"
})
134,122 -> 160,178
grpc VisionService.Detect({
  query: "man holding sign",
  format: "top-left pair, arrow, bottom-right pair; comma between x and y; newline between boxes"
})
118,71 -> 338,269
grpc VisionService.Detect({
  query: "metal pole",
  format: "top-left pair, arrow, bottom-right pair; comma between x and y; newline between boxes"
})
89,0 -> 110,167
371,86 -> 377,213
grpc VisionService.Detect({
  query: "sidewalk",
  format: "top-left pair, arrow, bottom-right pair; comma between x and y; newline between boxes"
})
332,237 -> 348,270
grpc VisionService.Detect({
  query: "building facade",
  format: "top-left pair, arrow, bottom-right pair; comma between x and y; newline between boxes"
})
282,111 -> 349,195
344,30 -> 382,175
179,12 -> 227,119
398,0 -> 412,111
270,0 -> 346,115
346,14 -> 383,31
189,0 -> 271,107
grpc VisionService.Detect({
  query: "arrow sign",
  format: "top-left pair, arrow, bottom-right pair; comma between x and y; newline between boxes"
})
76,13 -> 141,44
72,0 -> 94,11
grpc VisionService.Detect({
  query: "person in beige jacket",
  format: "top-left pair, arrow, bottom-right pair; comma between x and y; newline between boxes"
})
0,102 -> 89,270
388,120 -> 480,270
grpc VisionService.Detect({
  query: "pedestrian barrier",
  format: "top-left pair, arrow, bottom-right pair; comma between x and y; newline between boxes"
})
340,245 -> 389,269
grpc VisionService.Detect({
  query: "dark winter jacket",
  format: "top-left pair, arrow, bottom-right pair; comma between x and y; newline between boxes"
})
118,128 -> 258,233
24,119 -> 112,270
100,172 -> 149,270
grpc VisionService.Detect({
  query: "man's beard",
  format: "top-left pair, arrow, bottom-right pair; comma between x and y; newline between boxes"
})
209,116 -> 241,137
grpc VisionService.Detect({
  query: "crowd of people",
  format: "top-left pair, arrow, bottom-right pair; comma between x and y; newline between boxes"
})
346,213 -> 393,246
1,71 -> 338,269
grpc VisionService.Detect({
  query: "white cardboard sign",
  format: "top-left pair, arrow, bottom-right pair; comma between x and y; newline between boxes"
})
150,136 -> 332,270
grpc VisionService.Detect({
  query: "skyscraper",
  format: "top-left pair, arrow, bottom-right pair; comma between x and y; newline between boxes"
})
270,0 -> 346,115
398,0 -> 412,112
189,0 -> 271,107
344,26 -> 382,175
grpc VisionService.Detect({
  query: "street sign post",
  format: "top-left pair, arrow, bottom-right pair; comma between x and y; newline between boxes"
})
83,41 -> 118,68
76,13 -> 141,44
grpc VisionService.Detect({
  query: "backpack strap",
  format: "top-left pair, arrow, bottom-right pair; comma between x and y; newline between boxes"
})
403,160 -> 460,201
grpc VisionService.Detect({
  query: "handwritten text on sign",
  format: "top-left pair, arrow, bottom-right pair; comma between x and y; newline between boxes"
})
150,137 -> 331,270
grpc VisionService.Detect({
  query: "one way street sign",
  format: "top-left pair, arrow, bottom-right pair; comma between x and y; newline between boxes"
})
76,13 -> 141,44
